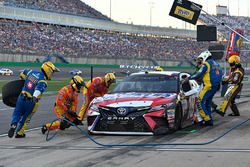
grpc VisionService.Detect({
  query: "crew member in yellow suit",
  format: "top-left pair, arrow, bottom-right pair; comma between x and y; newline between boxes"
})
216,55 -> 244,116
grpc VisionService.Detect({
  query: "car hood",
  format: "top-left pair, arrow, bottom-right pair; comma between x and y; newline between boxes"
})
92,92 -> 177,108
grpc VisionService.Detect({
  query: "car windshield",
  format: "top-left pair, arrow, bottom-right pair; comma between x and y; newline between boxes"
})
113,74 -> 179,93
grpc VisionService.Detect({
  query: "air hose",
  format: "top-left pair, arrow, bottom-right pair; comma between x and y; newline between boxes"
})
45,116 -> 250,147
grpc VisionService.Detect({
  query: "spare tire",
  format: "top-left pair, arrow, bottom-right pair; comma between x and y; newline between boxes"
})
2,80 -> 24,107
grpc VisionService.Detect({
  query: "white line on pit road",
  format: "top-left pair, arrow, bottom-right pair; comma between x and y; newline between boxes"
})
0,108 -> 12,111
0,127 -> 41,137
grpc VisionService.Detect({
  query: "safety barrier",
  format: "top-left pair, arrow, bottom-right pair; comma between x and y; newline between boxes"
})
0,61 -> 195,70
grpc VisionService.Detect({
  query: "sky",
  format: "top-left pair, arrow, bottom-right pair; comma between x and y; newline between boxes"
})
81,0 -> 249,29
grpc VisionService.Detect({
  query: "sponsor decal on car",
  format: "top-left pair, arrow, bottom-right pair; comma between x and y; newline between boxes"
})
116,107 -> 128,115
107,116 -> 136,121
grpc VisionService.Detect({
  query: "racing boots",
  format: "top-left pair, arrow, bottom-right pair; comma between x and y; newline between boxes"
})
41,125 -> 48,134
229,104 -> 240,116
8,124 -> 17,138
15,134 -> 26,138
198,120 -> 213,126
215,109 -> 225,117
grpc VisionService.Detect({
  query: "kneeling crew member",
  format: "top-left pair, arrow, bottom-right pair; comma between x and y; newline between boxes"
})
41,75 -> 84,134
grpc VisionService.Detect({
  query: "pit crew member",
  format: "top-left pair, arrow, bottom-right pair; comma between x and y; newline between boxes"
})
187,50 -> 222,126
41,75 -> 85,134
78,73 -> 116,121
8,61 -> 59,138
216,55 -> 244,116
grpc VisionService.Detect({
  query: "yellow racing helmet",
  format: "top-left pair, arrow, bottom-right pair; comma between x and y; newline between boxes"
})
154,67 -> 164,71
104,73 -> 116,87
41,61 -> 60,80
228,55 -> 240,67
70,75 -> 84,92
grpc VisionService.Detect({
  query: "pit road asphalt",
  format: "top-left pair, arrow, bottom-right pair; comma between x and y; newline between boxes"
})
1,67 -> 250,167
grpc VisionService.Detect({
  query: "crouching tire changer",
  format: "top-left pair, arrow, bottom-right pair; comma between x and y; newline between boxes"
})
41,75 -> 84,134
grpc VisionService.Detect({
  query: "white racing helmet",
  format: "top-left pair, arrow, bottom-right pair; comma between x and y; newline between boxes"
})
197,50 -> 212,63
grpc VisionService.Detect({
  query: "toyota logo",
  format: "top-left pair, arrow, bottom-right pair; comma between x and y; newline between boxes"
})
116,108 -> 127,115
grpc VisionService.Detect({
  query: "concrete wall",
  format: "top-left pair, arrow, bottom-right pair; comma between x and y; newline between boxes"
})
0,53 -> 181,66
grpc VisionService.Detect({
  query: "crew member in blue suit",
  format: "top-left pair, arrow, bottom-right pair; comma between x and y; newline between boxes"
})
8,61 -> 59,138
188,50 -> 222,126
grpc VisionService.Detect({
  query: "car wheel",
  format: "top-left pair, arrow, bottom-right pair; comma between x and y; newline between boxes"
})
174,103 -> 183,131
2,80 -> 25,107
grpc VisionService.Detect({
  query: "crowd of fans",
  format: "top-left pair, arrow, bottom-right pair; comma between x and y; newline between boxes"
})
0,0 -> 110,20
199,14 -> 250,39
0,19 -> 215,60
1,18 -> 250,60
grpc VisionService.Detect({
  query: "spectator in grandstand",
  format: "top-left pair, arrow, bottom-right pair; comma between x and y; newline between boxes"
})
78,73 -> 116,121
41,75 -> 84,134
8,61 -> 59,138
187,50 -> 222,126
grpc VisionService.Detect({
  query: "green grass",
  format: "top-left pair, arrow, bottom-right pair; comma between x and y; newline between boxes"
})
0,81 -> 7,93
0,79 -> 71,94
0,78 -> 118,94
46,79 -> 70,92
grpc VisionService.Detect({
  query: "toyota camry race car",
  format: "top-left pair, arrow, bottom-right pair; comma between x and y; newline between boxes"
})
87,71 -> 200,135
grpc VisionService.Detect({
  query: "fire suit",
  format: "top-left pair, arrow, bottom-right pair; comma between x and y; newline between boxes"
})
44,85 -> 80,130
219,64 -> 244,116
193,66 -> 218,111
190,58 -> 222,124
11,69 -> 47,136
78,77 -> 108,121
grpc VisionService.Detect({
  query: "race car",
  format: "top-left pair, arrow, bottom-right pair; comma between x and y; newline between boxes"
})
87,71 -> 200,135
0,68 -> 13,76
69,69 -> 82,75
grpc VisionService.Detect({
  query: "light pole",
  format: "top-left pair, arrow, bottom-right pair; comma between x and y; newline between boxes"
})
149,2 -> 154,26
109,0 -> 112,19
248,0 -> 249,17
237,0 -> 239,16
206,0 -> 208,13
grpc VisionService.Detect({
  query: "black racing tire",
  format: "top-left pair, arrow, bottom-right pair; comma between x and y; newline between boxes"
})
174,103 -> 183,131
2,80 -> 25,107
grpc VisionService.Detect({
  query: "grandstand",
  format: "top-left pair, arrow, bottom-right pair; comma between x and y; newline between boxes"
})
199,14 -> 250,39
0,18 -> 211,60
0,1 -> 249,65
198,14 -> 250,60
0,0 -> 110,20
